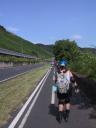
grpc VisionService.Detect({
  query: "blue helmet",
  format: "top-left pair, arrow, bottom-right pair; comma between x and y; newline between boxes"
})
59,59 -> 68,66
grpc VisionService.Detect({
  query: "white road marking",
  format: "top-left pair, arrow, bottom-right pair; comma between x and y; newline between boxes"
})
18,69 -> 51,128
8,69 -> 51,128
0,69 -> 33,83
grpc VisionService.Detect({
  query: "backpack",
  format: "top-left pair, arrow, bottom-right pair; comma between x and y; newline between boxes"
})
57,73 -> 70,94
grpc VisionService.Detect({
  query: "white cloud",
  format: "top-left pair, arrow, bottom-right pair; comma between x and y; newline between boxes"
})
71,35 -> 82,40
6,26 -> 20,33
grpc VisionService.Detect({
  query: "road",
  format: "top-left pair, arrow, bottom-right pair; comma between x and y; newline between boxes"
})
7,68 -> 96,128
0,63 -> 43,82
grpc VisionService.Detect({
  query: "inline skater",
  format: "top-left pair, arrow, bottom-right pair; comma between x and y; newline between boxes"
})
54,59 -> 79,123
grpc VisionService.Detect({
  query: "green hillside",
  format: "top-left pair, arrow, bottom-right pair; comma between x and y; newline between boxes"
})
36,43 -> 54,54
79,47 -> 96,54
0,25 -> 53,59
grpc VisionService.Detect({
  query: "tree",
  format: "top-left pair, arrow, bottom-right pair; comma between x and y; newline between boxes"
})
53,39 -> 79,61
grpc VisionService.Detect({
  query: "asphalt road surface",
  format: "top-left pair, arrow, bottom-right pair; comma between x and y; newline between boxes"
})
0,63 -> 43,82
8,68 -> 96,128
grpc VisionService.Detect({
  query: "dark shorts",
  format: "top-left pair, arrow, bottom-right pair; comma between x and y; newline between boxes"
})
57,92 -> 71,104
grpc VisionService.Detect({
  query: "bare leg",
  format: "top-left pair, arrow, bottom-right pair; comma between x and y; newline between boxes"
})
58,104 -> 64,111
66,103 -> 70,110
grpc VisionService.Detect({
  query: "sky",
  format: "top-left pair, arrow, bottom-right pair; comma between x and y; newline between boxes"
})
0,0 -> 96,48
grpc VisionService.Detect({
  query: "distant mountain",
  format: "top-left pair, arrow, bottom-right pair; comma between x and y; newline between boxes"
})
0,25 -> 53,59
79,47 -> 96,54
36,43 -> 53,55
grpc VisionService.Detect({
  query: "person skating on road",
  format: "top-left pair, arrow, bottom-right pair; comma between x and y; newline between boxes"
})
54,59 -> 79,123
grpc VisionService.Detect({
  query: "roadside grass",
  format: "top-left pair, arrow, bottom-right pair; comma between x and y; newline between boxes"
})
0,65 -> 50,126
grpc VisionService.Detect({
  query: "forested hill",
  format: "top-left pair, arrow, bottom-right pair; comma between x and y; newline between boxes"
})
0,25 -> 53,59
36,43 -> 53,54
80,47 -> 96,54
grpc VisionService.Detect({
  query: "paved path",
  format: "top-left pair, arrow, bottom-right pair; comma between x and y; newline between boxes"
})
9,69 -> 96,128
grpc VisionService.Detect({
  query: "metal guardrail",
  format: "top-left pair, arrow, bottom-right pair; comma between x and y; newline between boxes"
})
0,48 -> 36,59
